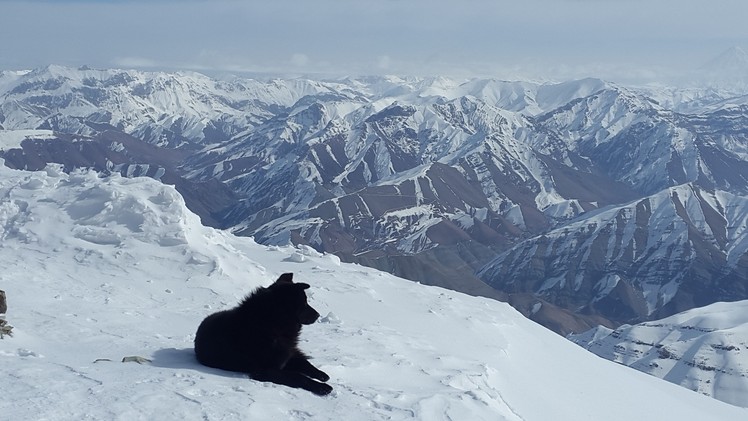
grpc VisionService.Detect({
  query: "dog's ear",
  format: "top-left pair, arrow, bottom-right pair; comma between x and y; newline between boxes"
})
274,273 -> 294,285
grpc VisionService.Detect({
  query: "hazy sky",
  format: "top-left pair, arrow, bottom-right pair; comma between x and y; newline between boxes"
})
1,0 -> 747,83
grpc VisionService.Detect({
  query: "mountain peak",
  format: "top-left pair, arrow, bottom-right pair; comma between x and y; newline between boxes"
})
697,46 -> 748,91
705,46 -> 748,69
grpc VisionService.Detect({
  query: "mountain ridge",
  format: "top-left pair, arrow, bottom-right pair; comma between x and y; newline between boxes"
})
570,299 -> 748,408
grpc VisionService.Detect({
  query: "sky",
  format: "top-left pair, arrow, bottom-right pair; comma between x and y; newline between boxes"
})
1,0 -> 747,83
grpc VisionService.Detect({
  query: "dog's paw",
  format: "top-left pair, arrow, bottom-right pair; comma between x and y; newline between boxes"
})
315,371 -> 330,382
311,382 -> 333,396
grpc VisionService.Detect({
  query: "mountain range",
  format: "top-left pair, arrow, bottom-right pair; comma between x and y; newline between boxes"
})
2,65 -> 748,333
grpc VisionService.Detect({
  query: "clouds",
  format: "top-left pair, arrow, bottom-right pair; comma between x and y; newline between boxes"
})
1,0 -> 747,83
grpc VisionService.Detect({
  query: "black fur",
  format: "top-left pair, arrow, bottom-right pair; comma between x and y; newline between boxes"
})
194,273 -> 332,395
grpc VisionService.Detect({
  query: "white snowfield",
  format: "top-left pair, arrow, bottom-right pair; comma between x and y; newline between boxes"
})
0,129 -> 56,150
0,162 -> 743,421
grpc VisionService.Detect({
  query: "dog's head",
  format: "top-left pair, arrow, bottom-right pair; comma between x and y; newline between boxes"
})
271,273 -> 320,325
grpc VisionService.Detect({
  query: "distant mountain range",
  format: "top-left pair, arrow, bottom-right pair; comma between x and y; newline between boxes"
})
2,65 -> 748,334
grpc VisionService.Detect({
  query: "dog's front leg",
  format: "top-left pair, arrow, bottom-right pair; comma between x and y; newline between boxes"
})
284,354 -> 330,382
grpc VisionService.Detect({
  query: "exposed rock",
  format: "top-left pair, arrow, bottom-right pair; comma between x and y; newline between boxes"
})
0,290 -> 6,315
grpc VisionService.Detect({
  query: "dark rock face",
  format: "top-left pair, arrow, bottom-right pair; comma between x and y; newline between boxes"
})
0,290 -> 7,315
0,290 -> 13,338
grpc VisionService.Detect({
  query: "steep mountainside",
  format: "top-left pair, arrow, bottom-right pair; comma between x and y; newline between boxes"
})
479,184 -> 748,326
570,300 -> 748,408
2,66 -> 748,333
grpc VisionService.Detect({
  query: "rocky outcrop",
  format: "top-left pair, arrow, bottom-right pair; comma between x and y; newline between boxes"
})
0,289 -> 6,315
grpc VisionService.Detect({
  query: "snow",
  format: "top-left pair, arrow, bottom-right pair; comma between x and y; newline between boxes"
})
0,162 -> 745,420
0,129 -> 56,150
593,274 -> 621,302
503,205 -> 525,229
378,204 -> 442,253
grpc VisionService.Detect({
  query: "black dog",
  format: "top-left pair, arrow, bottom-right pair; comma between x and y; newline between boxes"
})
194,273 -> 332,395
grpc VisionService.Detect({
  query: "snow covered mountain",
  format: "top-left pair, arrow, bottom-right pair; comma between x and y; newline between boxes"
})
2,65 -> 748,333
570,300 -> 748,408
697,46 -> 748,92
0,162 -> 745,420
478,184 -> 748,327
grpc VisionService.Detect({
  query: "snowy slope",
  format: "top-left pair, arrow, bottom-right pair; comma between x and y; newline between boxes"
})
570,300 -> 748,408
0,164 -> 744,420
0,129 -> 56,150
